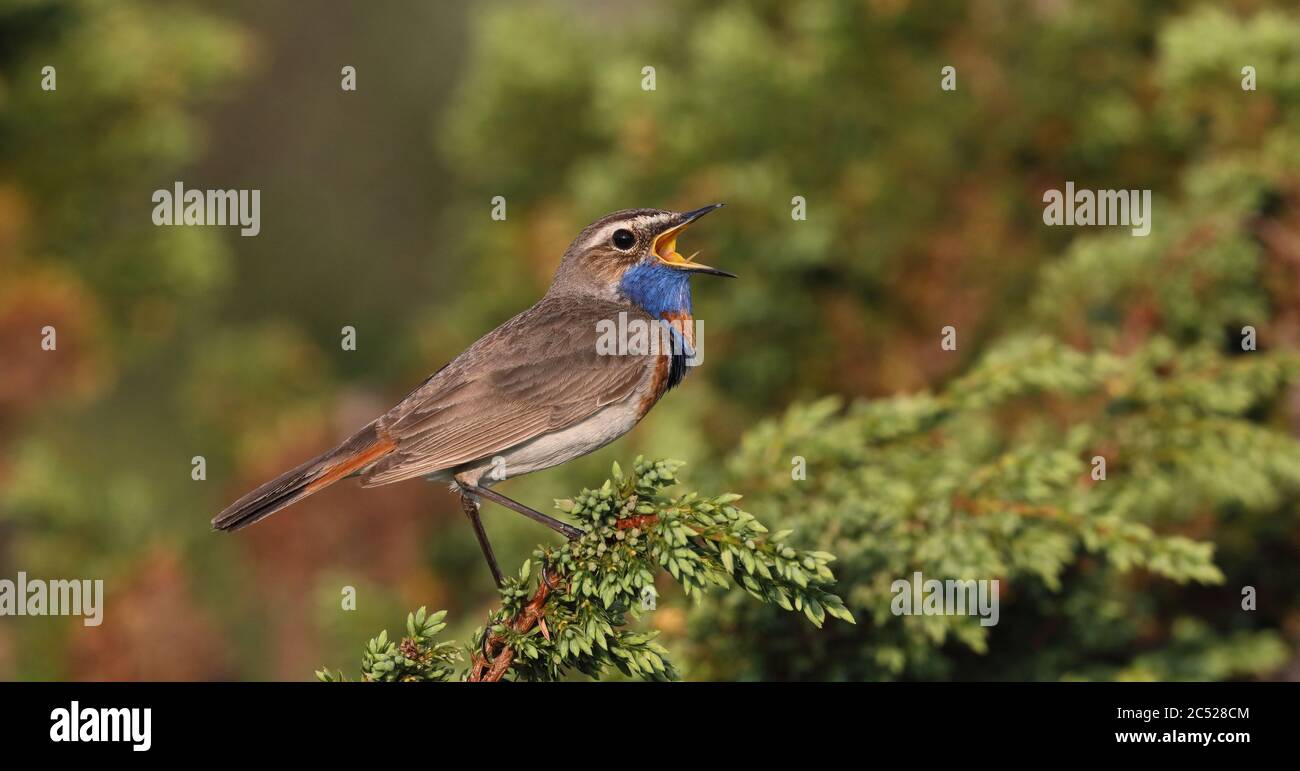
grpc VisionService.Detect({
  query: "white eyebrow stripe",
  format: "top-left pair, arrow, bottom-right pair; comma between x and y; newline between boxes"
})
581,212 -> 673,252
590,218 -> 643,248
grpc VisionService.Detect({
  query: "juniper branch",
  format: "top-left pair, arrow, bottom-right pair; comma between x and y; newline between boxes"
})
318,457 -> 854,682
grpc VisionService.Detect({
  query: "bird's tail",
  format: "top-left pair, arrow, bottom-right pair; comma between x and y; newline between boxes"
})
211,422 -> 396,532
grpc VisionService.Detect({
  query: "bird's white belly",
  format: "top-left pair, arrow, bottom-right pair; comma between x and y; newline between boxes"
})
454,398 -> 643,486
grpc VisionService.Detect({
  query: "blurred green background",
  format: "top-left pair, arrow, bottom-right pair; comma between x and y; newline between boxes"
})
2,0 -> 1299,680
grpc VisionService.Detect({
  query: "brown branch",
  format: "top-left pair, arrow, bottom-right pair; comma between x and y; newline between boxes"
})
616,513 -> 659,530
467,565 -> 561,682
467,510 -> 658,681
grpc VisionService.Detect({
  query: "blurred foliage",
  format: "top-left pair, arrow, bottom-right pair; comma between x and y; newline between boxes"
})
0,0 -> 251,679
319,459 -> 850,681
3,0 -> 1300,682
0,0 -> 466,681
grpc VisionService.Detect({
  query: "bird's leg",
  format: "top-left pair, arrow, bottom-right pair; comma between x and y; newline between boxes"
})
459,481 -> 586,541
459,493 -> 504,587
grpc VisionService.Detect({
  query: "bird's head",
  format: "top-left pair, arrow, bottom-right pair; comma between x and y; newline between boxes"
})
551,205 -> 732,316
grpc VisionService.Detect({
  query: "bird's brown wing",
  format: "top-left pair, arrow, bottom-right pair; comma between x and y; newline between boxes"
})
360,294 -> 652,486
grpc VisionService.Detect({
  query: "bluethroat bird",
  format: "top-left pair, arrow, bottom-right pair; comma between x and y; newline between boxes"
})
213,205 -> 731,585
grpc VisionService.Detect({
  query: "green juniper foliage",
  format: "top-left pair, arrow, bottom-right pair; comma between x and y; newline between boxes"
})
698,339 -> 1298,680
317,607 -> 460,683
319,458 -> 852,682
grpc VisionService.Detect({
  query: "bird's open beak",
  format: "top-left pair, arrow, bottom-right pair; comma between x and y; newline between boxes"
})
653,203 -> 735,278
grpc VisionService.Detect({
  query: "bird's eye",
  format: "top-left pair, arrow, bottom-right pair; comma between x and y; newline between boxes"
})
611,229 -> 636,250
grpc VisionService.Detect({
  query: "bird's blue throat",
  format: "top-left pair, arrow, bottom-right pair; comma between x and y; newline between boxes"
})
619,260 -> 693,318
619,260 -> 695,391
